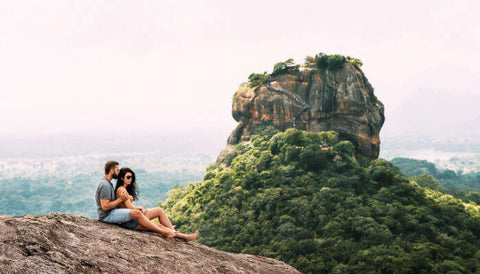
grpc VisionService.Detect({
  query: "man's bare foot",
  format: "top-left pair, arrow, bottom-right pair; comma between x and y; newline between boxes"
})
185,231 -> 199,242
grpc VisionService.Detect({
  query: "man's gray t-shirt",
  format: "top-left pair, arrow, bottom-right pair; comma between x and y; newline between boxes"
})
95,177 -> 116,220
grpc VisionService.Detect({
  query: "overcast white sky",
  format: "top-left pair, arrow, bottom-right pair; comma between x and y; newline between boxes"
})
1,0 -> 479,139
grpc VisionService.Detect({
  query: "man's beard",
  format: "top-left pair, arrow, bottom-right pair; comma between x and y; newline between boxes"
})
112,174 -> 119,179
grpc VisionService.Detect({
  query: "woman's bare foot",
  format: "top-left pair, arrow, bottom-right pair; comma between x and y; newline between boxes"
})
165,230 -> 178,238
184,231 -> 199,242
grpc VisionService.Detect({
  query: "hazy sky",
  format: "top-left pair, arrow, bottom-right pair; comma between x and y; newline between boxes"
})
1,0 -> 479,139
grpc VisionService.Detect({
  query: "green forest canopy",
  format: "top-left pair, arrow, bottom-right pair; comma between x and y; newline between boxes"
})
162,127 -> 480,273
391,157 -> 480,205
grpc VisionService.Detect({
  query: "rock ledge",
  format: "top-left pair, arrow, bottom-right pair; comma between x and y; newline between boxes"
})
0,213 -> 300,273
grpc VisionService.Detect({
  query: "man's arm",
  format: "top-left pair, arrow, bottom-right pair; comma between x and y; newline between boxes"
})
97,182 -> 129,211
100,194 -> 128,211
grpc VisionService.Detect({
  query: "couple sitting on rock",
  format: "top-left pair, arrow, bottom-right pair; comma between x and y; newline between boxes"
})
95,160 -> 199,241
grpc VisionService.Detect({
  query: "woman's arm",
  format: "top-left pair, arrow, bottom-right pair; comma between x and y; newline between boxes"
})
117,188 -> 134,209
117,188 -> 145,212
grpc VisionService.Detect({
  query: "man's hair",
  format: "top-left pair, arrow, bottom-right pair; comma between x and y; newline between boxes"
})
105,160 -> 119,175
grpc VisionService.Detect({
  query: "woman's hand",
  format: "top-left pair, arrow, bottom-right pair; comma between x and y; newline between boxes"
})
135,206 -> 147,215
120,191 -> 129,201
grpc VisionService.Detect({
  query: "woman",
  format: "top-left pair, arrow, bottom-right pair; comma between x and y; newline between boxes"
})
115,167 -> 199,241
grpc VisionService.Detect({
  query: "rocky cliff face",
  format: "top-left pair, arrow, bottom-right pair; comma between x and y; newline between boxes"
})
217,62 -> 385,163
0,213 -> 299,273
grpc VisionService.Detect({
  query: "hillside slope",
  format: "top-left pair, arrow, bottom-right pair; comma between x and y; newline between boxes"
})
164,128 -> 480,273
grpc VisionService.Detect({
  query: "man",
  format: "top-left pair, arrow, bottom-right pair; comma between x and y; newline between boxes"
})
95,160 -> 177,237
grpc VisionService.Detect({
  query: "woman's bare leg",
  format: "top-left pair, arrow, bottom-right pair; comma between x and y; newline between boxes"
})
154,222 -> 174,232
131,209 -> 177,238
145,207 -> 175,230
153,223 -> 198,241
143,208 -> 199,241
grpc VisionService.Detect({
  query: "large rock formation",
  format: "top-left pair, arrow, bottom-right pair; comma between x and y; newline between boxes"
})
0,213 -> 299,273
217,62 -> 385,163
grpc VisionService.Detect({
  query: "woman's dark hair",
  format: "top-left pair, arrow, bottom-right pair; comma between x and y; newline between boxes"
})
115,167 -> 138,201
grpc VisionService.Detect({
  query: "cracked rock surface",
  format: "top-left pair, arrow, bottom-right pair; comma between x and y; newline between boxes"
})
218,63 -> 385,163
0,213 -> 300,273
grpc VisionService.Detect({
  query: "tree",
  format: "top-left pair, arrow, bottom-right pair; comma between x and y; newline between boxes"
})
315,53 -> 329,68
327,54 -> 346,70
248,72 -> 268,88
272,58 -> 298,76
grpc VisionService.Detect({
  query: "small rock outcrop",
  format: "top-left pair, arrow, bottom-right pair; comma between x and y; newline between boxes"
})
0,213 -> 300,273
217,62 -> 384,163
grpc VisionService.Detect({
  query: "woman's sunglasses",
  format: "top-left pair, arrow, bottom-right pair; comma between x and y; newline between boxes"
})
126,175 -> 132,179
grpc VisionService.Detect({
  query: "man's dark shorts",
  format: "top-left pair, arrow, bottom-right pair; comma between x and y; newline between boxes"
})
118,219 -> 139,230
